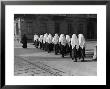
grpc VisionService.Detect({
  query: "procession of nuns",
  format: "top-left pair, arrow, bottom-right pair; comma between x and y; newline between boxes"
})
21,33 -> 86,62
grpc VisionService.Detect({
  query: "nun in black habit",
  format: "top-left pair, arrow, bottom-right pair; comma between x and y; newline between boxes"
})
21,34 -> 27,48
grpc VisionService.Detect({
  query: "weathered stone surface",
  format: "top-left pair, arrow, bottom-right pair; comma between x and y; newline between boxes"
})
14,41 -> 97,76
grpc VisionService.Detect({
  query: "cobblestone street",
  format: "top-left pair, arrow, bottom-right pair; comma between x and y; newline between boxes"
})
14,41 -> 97,76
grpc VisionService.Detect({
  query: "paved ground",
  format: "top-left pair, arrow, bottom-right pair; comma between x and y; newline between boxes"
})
14,41 -> 97,76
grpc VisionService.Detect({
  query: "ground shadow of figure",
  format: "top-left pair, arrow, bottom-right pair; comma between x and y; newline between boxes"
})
82,59 -> 97,62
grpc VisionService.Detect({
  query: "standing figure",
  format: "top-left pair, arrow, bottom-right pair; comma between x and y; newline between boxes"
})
43,33 -> 48,51
47,34 -> 53,53
60,34 -> 67,58
59,34 -> 64,54
66,35 -> 71,57
39,35 -> 44,49
21,34 -> 27,48
78,34 -> 86,62
34,34 -> 39,48
33,34 -> 37,45
52,33 -> 59,55
71,34 -> 79,62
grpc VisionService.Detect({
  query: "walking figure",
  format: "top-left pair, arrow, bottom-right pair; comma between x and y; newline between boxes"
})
60,34 -> 67,58
71,34 -> 79,62
52,33 -> 59,55
78,34 -> 86,62
65,35 -> 71,57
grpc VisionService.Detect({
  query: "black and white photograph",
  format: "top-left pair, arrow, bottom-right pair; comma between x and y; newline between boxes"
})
14,14 -> 97,76
4,4 -> 106,85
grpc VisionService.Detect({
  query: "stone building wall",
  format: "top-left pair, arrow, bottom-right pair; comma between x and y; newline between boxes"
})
14,14 -> 97,42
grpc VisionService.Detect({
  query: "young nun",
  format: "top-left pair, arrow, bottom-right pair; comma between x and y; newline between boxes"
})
39,35 -> 44,49
52,33 -> 59,55
66,35 -> 71,56
71,34 -> 79,62
34,34 -> 39,48
59,34 -> 64,54
78,34 -> 86,62
47,34 -> 53,53
33,34 -> 37,45
43,33 -> 48,51
60,34 -> 67,58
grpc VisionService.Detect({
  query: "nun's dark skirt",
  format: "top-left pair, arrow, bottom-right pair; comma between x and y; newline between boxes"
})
61,44 -> 66,57
35,40 -> 39,48
71,46 -> 77,61
39,41 -> 43,49
47,43 -> 53,53
42,43 -> 45,50
65,44 -> 71,55
54,44 -> 59,55
59,42 -> 62,54
45,42 -> 48,51
78,46 -> 85,61
21,37 -> 27,48
22,43 -> 27,48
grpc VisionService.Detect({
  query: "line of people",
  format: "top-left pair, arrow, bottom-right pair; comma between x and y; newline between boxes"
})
33,33 -> 86,62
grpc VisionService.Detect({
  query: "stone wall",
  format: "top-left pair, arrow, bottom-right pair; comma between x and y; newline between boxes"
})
14,15 -> 97,42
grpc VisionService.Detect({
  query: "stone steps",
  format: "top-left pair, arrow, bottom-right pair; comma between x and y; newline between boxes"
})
85,49 -> 94,58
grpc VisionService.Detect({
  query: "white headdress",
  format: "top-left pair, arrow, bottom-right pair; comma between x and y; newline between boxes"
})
78,34 -> 85,49
66,35 -> 71,43
71,34 -> 79,49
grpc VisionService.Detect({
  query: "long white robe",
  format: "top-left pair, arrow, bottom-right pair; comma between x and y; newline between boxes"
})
78,34 -> 85,49
52,34 -> 59,44
39,35 -> 43,42
43,33 -> 48,43
66,35 -> 71,46
47,34 -> 53,43
59,34 -> 63,43
34,34 -> 39,41
71,34 -> 79,49
60,35 -> 67,46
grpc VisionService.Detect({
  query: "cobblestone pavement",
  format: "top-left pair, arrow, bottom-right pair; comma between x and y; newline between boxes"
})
15,56 -> 67,76
14,41 -> 97,76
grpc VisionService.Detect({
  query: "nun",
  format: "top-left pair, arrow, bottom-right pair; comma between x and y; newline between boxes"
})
43,33 -> 48,51
34,34 -> 39,48
39,35 -> 44,49
66,35 -> 71,56
52,33 -> 59,55
42,34 -> 45,50
60,34 -> 67,58
71,34 -> 79,62
33,34 -> 37,45
21,34 -> 27,48
78,34 -> 86,62
47,34 -> 53,53
59,34 -> 64,54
